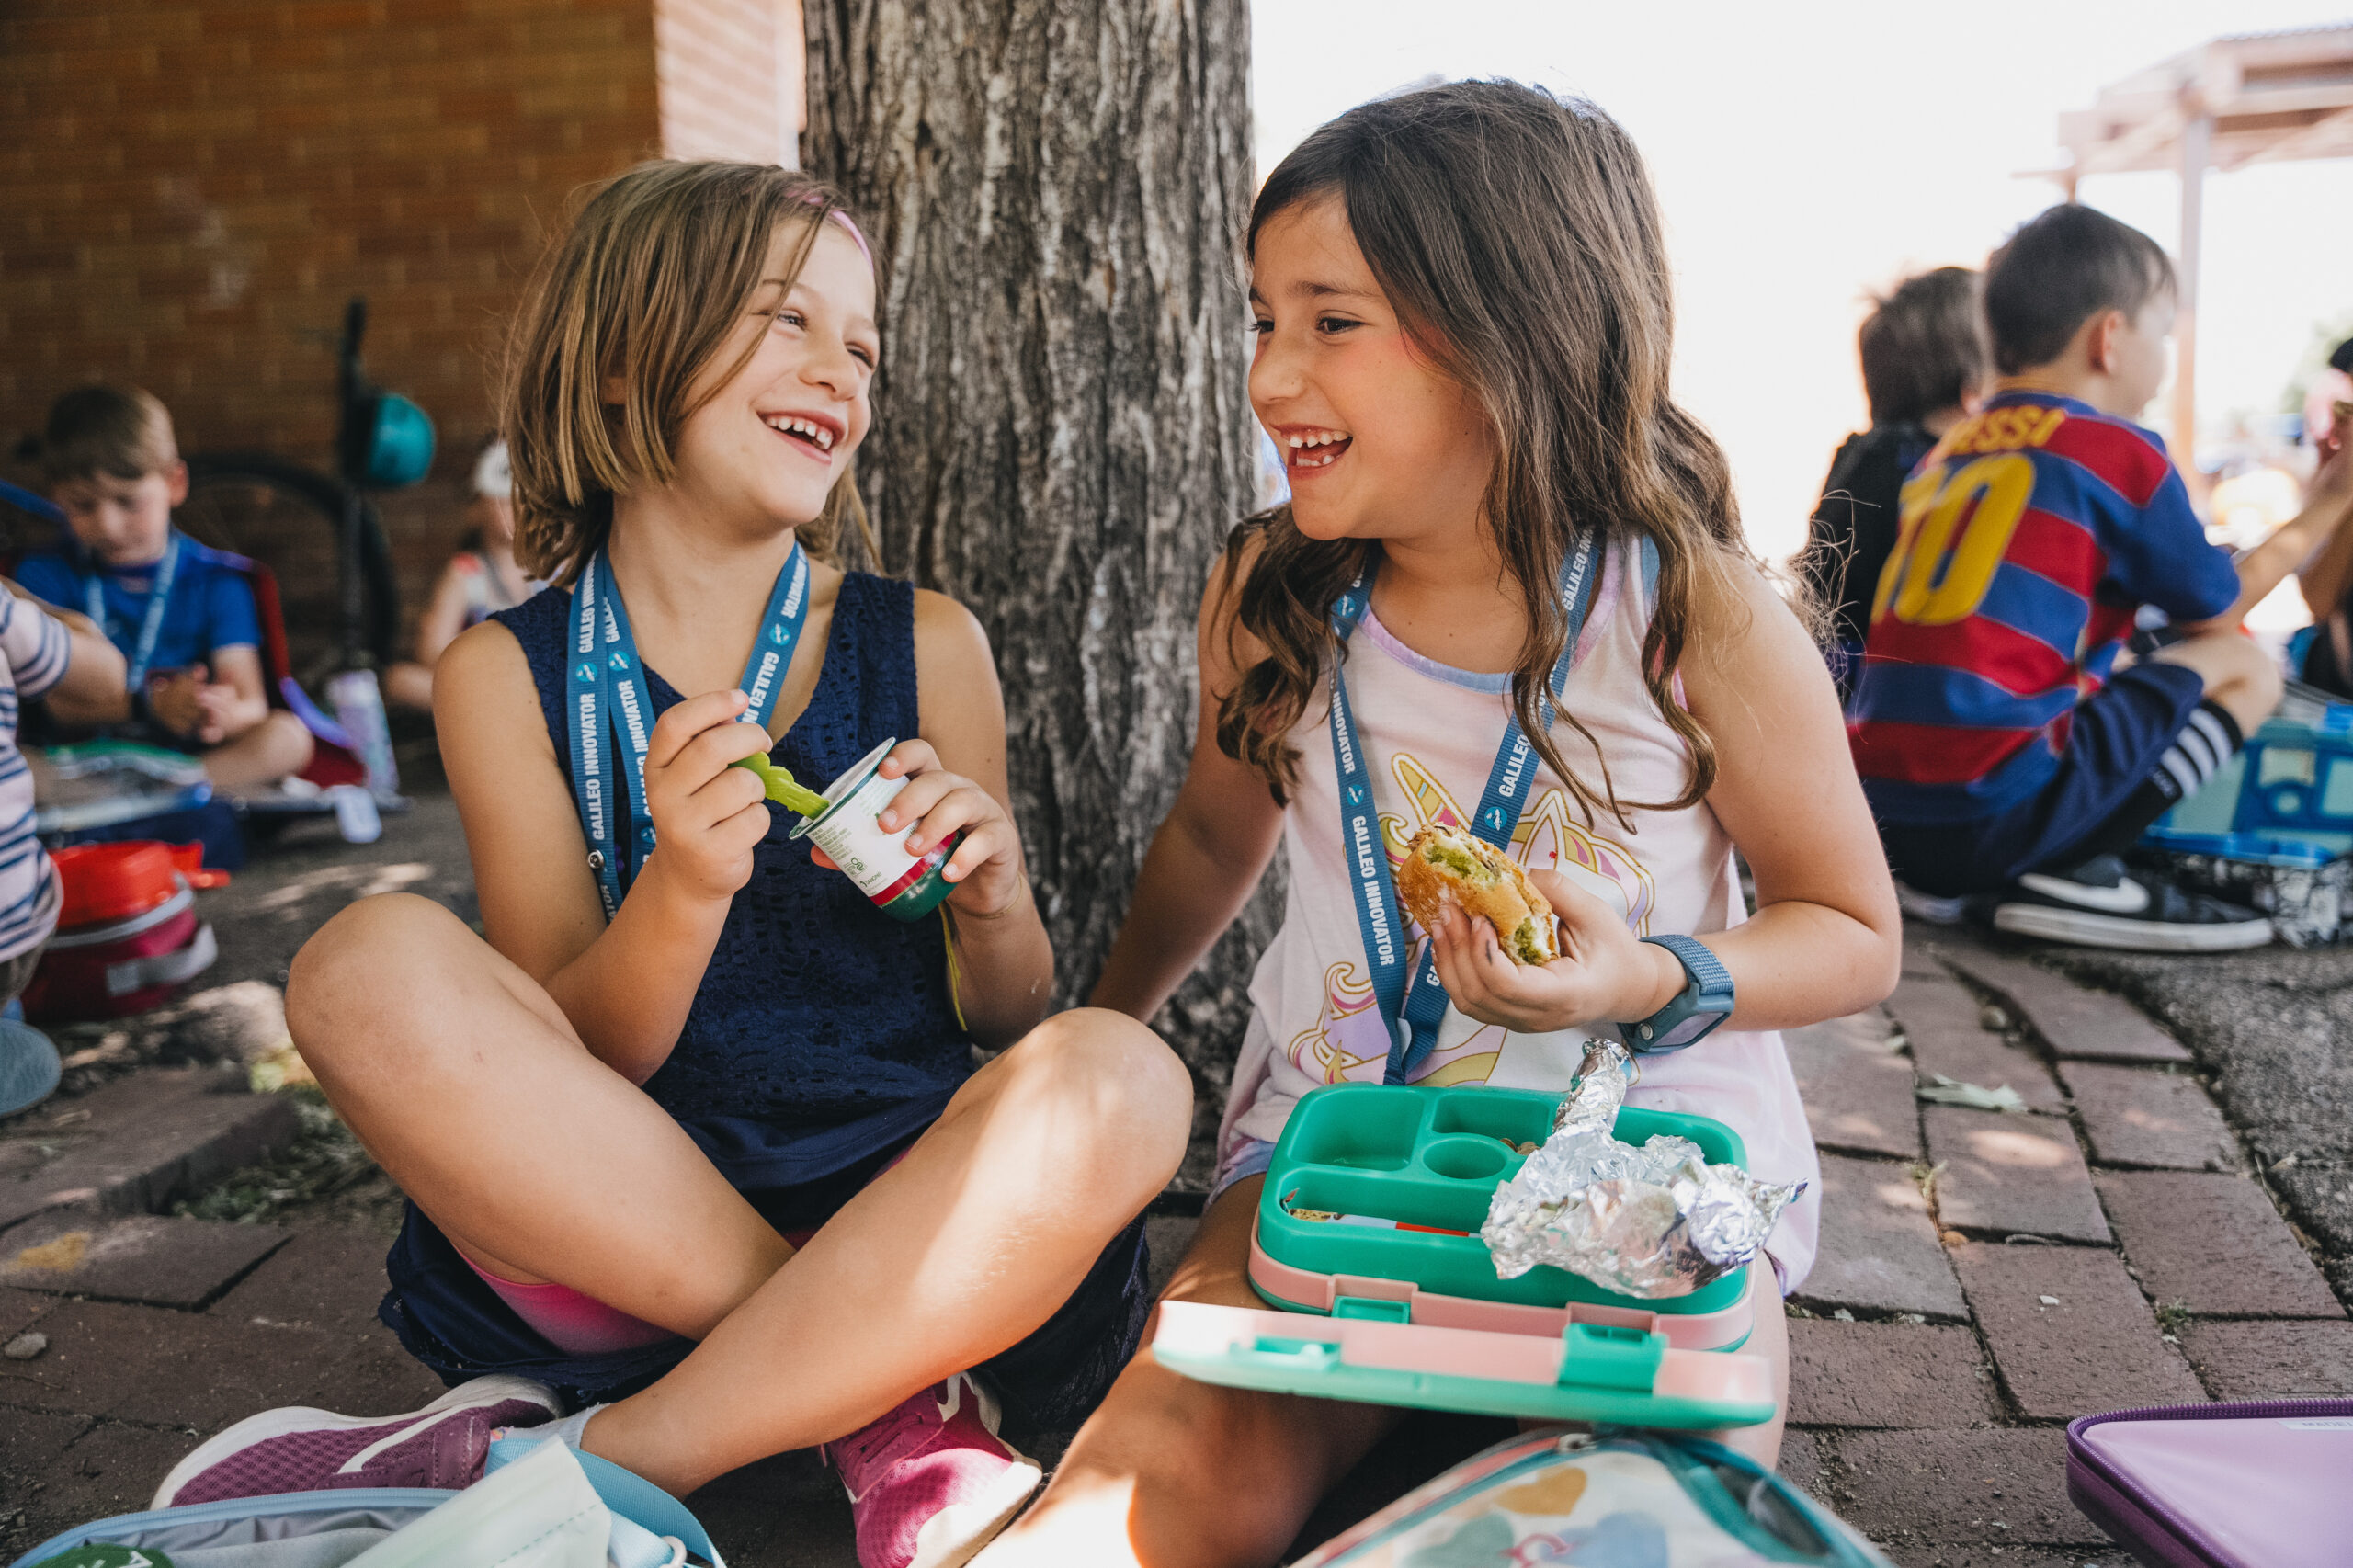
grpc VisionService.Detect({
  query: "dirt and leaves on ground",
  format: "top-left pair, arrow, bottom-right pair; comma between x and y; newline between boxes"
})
170,1087 -> 405,1235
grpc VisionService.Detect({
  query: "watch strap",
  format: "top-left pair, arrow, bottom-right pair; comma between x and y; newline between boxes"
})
1621,934 -> 1733,1053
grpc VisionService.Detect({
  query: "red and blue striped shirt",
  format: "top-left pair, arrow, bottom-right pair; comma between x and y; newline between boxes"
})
1847,391 -> 2237,823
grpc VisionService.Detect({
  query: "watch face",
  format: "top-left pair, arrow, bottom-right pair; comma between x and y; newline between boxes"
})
1652,1010 -> 1721,1051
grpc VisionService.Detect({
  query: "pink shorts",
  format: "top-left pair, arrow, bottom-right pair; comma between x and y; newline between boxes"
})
458,1153 -> 902,1356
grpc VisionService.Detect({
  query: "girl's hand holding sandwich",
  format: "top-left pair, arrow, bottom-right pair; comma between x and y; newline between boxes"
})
1427,869 -> 1688,1036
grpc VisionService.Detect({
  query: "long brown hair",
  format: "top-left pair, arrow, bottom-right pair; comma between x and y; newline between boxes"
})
501,159 -> 879,585
1218,82 -> 1745,822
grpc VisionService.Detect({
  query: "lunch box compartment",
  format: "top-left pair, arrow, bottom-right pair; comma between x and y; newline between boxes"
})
1285,1085 -> 1421,1171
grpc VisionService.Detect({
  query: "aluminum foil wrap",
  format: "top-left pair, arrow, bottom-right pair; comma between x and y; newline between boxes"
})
1480,1040 -> 1803,1298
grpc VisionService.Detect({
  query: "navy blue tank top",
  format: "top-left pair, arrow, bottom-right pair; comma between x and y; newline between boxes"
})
493,572 -> 972,1186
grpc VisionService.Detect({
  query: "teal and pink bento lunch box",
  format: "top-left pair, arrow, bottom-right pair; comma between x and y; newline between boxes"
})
1153,1083 -> 1777,1427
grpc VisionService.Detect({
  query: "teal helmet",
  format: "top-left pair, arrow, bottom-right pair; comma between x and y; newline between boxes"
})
361,392 -> 436,488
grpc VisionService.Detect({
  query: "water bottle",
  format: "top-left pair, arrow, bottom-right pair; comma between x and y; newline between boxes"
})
324,668 -> 399,798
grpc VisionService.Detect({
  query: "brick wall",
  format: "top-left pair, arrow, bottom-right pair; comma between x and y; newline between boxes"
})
0,0 -> 801,649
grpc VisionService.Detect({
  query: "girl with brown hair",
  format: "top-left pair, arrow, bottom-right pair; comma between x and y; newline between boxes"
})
152,161 -> 1191,1568
981,81 -> 1901,1567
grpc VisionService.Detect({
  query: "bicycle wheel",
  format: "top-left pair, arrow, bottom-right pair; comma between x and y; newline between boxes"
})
179,452 -> 402,678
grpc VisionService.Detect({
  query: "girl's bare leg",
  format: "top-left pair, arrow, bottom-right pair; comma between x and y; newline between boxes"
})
979,1190 -> 1792,1566
288,893 -> 1192,1497
977,1176 -> 1402,1568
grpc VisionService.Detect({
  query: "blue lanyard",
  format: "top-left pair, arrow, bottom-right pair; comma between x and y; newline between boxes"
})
565,542 -> 812,919
1328,530 -> 1600,1084
85,532 -> 181,691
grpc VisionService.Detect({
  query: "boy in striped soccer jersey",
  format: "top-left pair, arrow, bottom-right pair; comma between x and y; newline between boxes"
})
1849,204 -> 2353,950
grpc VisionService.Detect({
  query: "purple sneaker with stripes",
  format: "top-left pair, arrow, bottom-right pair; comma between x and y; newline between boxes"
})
151,1375 -> 562,1506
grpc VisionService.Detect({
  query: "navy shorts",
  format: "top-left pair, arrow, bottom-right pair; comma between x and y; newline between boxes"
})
1880,660 -> 2208,896
378,1127 -> 1153,1428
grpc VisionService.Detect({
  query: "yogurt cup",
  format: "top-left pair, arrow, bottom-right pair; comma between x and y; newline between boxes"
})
790,737 -> 962,923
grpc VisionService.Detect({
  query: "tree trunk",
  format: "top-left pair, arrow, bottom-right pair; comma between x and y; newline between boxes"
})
802,0 -> 1270,1187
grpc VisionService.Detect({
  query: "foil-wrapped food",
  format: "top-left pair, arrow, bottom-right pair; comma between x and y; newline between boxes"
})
1481,1040 -> 1802,1298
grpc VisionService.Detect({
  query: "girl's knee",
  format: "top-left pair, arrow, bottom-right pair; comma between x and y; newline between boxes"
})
1008,1010 -> 1193,1167
287,893 -> 473,1040
257,709 -> 314,767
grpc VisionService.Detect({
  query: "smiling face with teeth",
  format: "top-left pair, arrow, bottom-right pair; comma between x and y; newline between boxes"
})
1247,195 -> 1498,551
660,217 -> 880,541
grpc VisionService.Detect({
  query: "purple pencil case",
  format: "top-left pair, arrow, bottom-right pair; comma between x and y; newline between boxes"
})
2067,1398 -> 2353,1568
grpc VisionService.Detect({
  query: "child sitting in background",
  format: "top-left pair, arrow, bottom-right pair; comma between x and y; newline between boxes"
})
17,386 -> 314,792
1800,266 -> 1990,698
1849,205 -> 2353,950
0,579 -> 125,1115
382,437 -> 542,711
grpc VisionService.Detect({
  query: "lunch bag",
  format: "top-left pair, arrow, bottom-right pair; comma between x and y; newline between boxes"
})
9,1437 -> 725,1568
2065,1397 -> 2353,1568
1292,1427 -> 1891,1568
22,842 -> 220,1024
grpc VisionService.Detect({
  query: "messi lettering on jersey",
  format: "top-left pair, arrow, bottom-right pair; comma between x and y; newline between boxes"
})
1847,391 -> 2237,824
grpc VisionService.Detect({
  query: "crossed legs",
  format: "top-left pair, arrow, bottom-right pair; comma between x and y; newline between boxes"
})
287,892 -> 1192,1497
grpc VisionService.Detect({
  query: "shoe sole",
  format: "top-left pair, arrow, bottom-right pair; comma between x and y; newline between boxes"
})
1895,883 -> 1971,926
151,1373 -> 562,1507
1992,903 -> 2274,952
907,1453 -> 1045,1568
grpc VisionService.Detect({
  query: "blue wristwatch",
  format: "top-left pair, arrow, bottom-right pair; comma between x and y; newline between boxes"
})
1620,935 -> 1733,1053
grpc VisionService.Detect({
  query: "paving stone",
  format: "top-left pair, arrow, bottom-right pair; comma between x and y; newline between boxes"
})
1889,974 -> 2068,1113
11,1419 -> 197,1552
1950,1243 -> 2204,1419
1784,1011 -> 1920,1160
1924,1107 -> 2109,1244
0,1285 -> 51,1341
1899,940 -> 1950,977
210,1224 -> 394,1332
0,1297 -> 343,1429
1777,1427 -> 1824,1494
1940,949 -> 2192,1063
685,1449 -> 858,1568
1791,1153 -> 1967,1321
2178,1319 -> 2353,1400
2095,1170 -> 2342,1319
2063,1063 -> 2238,1173
0,1406 -> 97,1561
1785,1320 -> 1997,1428
0,1068 -> 301,1233
0,1213 -> 290,1308
1837,1427 -> 2108,1547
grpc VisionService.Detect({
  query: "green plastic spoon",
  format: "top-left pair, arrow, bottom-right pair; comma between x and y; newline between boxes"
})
733,754 -> 829,816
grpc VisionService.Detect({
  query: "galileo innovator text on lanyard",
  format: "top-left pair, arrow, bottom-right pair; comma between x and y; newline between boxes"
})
566,542 -> 811,919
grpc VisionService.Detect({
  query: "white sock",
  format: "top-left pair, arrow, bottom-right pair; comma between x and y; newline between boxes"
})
495,1403 -> 605,1452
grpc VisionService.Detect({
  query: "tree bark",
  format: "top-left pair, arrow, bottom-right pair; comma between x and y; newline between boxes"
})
802,0 -> 1271,1187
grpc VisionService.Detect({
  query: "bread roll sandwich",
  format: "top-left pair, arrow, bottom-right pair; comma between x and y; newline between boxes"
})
1394,824 -> 1560,965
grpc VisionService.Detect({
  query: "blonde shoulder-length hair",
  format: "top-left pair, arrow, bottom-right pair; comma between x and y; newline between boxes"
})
501,159 -> 878,586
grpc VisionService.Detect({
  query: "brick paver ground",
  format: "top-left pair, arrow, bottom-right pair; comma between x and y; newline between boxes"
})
3,802 -> 2344,1567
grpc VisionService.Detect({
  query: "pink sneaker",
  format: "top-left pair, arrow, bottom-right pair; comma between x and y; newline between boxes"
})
824,1372 -> 1044,1568
150,1375 -> 562,1506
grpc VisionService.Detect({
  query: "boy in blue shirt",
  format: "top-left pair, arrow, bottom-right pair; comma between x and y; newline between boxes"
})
20,386 -> 313,790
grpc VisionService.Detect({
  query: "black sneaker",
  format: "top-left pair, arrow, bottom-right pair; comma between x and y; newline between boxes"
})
1992,855 -> 2273,952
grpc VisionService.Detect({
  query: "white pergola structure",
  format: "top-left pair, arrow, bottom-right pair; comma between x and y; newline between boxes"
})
2049,25 -> 2353,484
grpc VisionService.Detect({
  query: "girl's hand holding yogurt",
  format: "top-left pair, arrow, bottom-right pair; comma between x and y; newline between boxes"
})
810,737 -> 1026,917
640,689 -> 776,904
1427,869 -> 1687,1037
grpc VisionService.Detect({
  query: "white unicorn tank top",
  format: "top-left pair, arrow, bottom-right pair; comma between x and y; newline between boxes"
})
1220,534 -> 1821,1292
